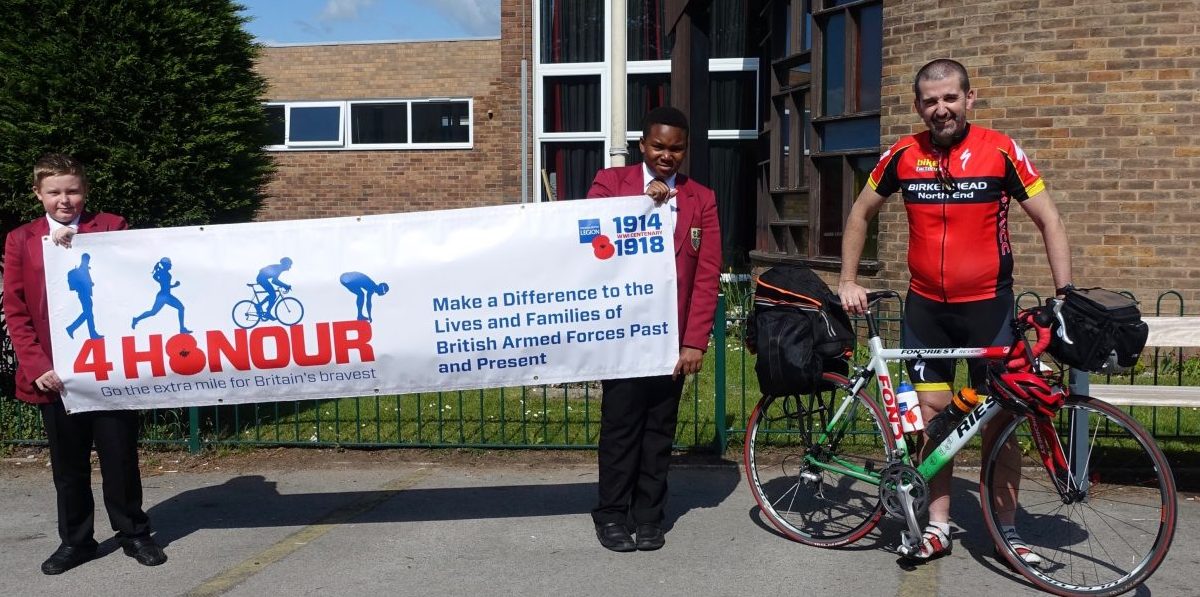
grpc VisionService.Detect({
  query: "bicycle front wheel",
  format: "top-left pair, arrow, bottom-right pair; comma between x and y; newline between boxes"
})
273,297 -> 305,326
744,372 -> 895,547
980,395 -> 1177,597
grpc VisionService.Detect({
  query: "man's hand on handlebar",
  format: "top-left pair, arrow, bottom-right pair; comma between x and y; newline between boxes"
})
837,280 -> 869,315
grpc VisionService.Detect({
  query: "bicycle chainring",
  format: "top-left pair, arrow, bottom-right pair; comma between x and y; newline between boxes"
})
878,462 -> 929,520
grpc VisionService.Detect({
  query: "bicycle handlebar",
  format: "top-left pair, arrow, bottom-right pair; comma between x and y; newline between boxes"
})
1003,305 -> 1055,371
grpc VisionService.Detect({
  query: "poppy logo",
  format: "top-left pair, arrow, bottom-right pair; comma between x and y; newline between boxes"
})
591,235 -> 615,260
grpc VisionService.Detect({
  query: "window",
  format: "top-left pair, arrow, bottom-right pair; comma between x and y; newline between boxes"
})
351,102 -> 407,144
810,0 -> 883,260
263,99 -> 472,150
710,70 -> 757,131
288,103 -> 343,147
627,72 -> 671,132
413,101 -> 469,143
265,104 -> 285,145
541,0 -> 604,63
711,0 -> 751,58
541,142 -> 603,201
628,0 -> 672,61
543,76 -> 602,133
756,0 -> 882,265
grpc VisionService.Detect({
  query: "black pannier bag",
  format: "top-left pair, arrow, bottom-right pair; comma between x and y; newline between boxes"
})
746,266 -> 855,396
1048,287 -> 1149,372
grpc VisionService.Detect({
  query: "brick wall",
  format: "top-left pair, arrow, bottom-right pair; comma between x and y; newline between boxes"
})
255,36 -> 520,220
875,0 -> 1199,311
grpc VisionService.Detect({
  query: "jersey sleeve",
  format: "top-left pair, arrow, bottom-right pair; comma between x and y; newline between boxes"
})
867,139 -> 910,197
1000,137 -> 1045,201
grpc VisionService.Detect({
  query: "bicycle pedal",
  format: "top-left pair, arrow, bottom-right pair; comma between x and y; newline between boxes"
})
896,531 -> 919,558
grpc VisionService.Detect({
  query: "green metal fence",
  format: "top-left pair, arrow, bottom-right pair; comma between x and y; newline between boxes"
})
2,289 -> 1198,452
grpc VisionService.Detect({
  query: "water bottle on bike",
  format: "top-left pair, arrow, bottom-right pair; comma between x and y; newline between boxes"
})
896,380 -> 925,433
924,387 -> 981,444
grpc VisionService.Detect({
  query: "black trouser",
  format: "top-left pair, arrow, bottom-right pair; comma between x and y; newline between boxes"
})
592,374 -> 685,526
40,400 -> 150,547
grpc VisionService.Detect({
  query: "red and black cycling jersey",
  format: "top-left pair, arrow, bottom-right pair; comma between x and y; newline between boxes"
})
868,124 -> 1045,303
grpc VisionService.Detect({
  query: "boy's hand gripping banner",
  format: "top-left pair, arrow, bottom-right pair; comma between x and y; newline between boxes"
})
44,197 -> 678,413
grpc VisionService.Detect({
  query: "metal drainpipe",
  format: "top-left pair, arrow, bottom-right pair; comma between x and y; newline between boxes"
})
521,59 -> 529,203
610,0 -> 628,168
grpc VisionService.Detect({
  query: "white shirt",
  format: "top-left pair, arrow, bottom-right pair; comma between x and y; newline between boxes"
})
46,214 -> 80,234
641,163 -> 679,229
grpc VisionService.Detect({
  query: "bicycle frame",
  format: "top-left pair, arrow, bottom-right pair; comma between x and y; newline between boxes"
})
813,299 -> 1017,478
807,301 -> 1077,554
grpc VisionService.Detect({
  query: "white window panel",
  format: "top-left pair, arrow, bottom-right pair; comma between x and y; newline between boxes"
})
264,98 -> 473,151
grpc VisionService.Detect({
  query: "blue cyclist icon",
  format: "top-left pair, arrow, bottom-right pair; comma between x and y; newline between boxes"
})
131,257 -> 191,334
231,258 -> 304,329
65,253 -> 101,339
255,257 -> 293,321
339,272 -> 389,322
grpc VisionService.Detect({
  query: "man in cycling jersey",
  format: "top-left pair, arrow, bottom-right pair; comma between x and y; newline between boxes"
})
837,59 -> 1073,562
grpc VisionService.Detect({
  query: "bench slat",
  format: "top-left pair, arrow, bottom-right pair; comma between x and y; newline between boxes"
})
1142,317 -> 1200,348
1082,384 -> 1200,408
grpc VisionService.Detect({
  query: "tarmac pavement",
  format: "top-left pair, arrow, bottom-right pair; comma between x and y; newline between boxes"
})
1,450 -> 1195,597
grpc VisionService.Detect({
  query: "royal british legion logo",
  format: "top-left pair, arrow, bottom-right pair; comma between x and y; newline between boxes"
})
577,219 -> 601,243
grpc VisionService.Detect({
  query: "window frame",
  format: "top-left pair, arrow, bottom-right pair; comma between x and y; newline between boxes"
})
283,101 -> 344,148
809,0 -> 881,262
754,0 -> 881,268
532,1 -> 759,203
264,98 -> 474,151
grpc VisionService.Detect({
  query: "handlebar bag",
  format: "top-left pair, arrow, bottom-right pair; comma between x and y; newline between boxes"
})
1048,288 -> 1149,372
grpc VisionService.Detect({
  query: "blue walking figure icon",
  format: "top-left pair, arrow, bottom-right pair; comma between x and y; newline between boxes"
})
339,272 -> 389,322
65,253 -> 102,339
131,257 -> 191,334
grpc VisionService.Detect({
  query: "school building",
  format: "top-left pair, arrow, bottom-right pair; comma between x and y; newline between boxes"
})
255,0 -> 1199,310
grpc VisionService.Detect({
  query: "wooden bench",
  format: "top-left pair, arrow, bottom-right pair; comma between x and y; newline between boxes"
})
1071,317 -> 1200,408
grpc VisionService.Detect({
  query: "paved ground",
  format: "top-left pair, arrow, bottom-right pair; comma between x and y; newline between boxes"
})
0,448 -> 1195,597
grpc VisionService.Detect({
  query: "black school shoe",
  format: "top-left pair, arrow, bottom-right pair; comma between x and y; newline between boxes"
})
595,523 -> 636,552
41,543 -> 98,575
634,523 -> 665,551
120,535 -> 167,566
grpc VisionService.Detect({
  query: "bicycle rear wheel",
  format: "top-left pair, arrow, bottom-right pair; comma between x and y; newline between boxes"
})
743,372 -> 895,547
980,395 -> 1177,597
231,300 -> 259,329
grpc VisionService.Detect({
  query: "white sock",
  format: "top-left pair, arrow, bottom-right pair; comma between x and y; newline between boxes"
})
929,521 -> 951,536
1001,525 -> 1019,541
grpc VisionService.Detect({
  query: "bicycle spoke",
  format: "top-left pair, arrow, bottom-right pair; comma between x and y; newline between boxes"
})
745,374 -> 894,547
980,399 -> 1175,595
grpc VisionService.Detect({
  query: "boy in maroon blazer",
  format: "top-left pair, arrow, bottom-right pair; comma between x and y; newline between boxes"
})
3,154 -> 166,574
586,107 -> 722,551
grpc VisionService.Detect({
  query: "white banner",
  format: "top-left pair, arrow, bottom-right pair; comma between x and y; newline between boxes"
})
44,197 -> 678,413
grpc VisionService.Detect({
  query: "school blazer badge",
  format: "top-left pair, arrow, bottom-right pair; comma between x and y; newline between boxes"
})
690,227 -> 701,250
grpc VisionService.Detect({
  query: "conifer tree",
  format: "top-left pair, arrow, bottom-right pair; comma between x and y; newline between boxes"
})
0,0 -> 273,235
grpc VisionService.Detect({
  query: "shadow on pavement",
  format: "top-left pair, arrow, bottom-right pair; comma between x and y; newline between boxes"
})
146,461 -> 742,547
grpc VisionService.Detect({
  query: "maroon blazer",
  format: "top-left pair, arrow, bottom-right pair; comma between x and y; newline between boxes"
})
3,211 -> 128,404
587,165 -> 722,352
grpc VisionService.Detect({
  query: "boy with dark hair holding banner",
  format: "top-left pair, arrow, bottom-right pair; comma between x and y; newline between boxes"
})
586,107 -> 722,551
3,153 -> 166,574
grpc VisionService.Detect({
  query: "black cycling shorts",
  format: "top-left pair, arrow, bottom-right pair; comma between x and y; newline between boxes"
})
901,290 -> 1014,391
